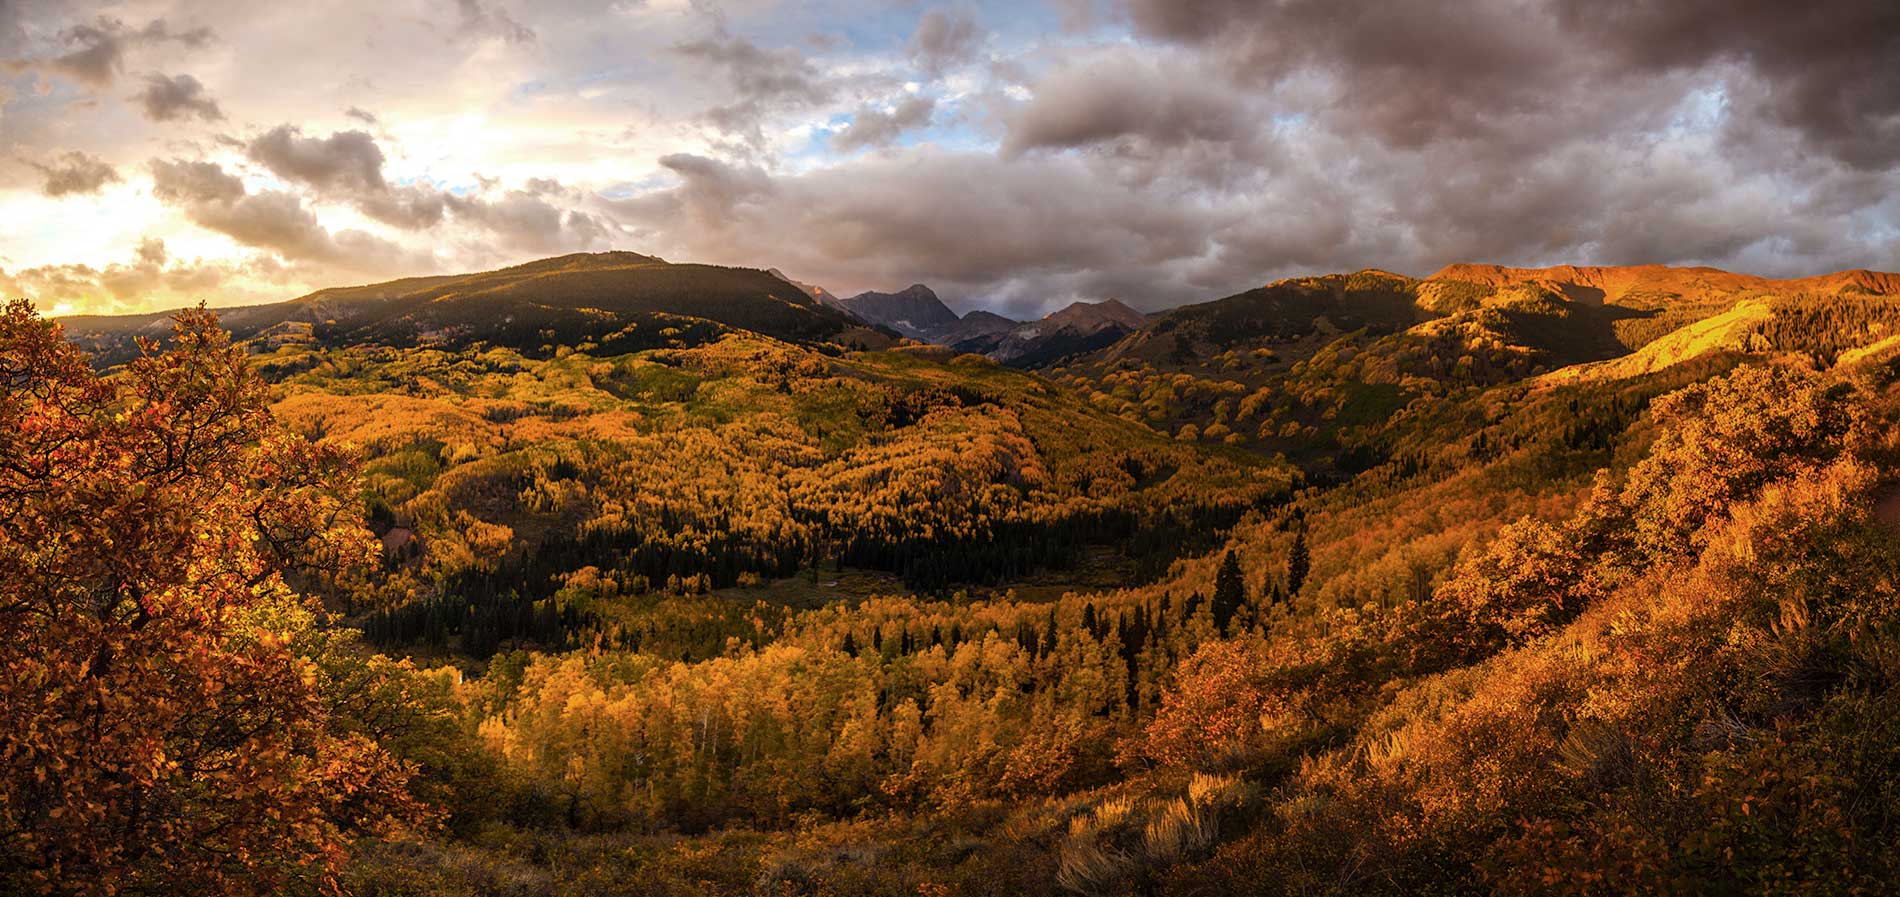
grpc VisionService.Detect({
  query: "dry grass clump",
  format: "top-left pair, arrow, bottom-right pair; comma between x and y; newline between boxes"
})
1056,774 -> 1258,895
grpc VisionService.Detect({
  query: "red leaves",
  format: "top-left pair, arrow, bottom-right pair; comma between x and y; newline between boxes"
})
1140,641 -> 1271,770
0,303 -> 420,896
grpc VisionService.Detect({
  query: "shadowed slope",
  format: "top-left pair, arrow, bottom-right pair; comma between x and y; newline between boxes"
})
60,251 -> 862,364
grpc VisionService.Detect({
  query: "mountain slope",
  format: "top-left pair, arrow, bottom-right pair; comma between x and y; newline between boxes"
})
937,309 -> 1019,345
62,251 -> 863,363
1429,262 -> 1900,301
1054,263 -> 1900,473
1043,298 -> 1148,334
835,288 -> 1153,368
767,267 -> 848,311
838,284 -> 961,339
953,299 -> 1153,367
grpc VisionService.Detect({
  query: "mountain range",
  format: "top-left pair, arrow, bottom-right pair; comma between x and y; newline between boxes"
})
60,252 -> 1900,385
835,282 -> 1154,366
59,252 -> 1900,393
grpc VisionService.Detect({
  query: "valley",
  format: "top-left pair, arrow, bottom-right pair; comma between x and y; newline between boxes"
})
23,251 -> 1900,895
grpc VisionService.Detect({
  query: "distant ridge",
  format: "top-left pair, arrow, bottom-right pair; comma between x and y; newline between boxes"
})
1428,263 -> 1900,301
1042,298 -> 1149,334
1061,260 -> 1900,394
60,251 -> 863,364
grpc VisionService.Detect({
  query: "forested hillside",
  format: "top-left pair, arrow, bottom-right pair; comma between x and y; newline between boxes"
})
8,260 -> 1900,897
1055,265 -> 1900,476
58,252 -> 874,366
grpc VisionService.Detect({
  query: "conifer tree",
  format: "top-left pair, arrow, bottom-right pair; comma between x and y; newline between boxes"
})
1212,550 -> 1246,635
1287,528 -> 1310,597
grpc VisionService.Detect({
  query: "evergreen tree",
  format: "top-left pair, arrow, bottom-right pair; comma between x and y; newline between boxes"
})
1212,550 -> 1246,635
1287,528 -> 1310,597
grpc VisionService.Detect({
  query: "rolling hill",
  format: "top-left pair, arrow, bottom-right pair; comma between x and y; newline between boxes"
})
1054,263 -> 1900,473
60,251 -> 867,364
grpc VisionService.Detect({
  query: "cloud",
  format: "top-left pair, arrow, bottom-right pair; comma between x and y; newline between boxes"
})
1048,0 -> 1109,32
608,149 -> 1224,316
450,187 -> 613,255
149,158 -> 246,204
601,112 -> 1900,317
133,73 -> 224,122
832,96 -> 936,152
148,157 -> 427,274
1119,0 -> 1900,169
1553,0 -> 1900,169
241,123 -> 611,248
909,7 -> 982,75
1000,51 -> 1252,157
1,0 -> 1895,320
0,237 -> 243,316
674,32 -> 836,141
8,17 -> 214,88
356,185 -> 452,230
29,151 -> 121,196
245,125 -> 446,229
454,0 -> 535,45
247,125 -> 388,192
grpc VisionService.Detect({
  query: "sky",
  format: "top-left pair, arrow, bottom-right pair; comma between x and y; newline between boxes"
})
1,0 -> 1896,320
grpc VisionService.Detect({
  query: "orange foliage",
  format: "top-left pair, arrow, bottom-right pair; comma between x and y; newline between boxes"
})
0,303 -> 426,896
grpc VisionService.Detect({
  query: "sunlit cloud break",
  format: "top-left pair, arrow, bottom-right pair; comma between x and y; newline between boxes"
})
0,0 -> 1895,319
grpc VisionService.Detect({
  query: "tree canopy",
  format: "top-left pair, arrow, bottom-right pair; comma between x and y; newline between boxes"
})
0,302 -> 425,896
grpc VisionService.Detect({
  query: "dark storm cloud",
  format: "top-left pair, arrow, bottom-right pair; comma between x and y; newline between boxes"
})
696,0 -> 1880,311
29,151 -> 120,196
1121,0 -> 1593,151
1000,51 -> 1253,157
909,7 -> 982,75
832,96 -> 936,152
1120,0 -> 1900,168
1553,0 -> 1900,169
606,95 -> 1899,315
133,73 -> 224,122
